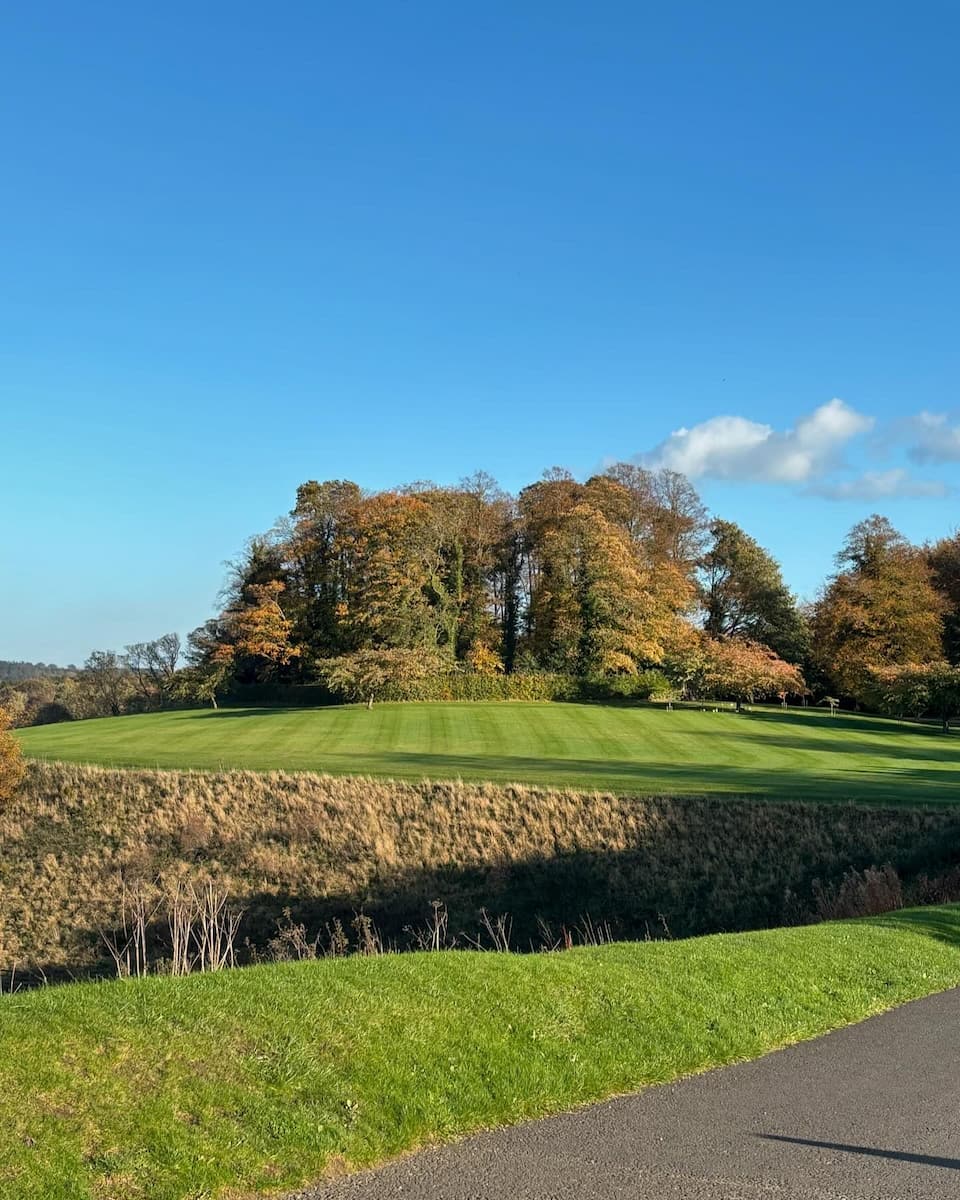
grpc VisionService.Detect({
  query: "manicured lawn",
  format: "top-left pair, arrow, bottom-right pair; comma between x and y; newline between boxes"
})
16,701 -> 960,802
1,905 -> 959,1200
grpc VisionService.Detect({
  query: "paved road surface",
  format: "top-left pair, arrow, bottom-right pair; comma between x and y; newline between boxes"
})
291,988 -> 960,1199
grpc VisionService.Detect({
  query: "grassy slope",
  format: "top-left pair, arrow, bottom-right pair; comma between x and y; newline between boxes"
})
17,701 -> 960,802
0,906 -> 958,1200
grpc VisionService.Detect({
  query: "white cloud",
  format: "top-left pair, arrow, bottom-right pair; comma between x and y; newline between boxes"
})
806,468 -> 950,501
643,399 -> 873,483
907,411 -> 960,464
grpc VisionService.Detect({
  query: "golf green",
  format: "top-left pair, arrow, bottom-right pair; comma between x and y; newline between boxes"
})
16,701 -> 960,803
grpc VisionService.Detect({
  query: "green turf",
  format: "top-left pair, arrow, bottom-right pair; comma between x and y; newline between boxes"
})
16,701 -> 960,803
2,905 -> 959,1199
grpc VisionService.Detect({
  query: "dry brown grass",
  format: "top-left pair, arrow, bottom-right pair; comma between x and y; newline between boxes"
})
4,760 -> 960,976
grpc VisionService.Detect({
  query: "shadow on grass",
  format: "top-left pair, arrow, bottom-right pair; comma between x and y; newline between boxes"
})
17,822 -> 958,988
866,905 -> 960,948
301,750 -> 960,805
741,708 -> 948,739
116,709 -> 960,803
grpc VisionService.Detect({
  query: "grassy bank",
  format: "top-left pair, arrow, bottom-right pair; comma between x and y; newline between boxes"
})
17,701 -> 960,802
7,761 -> 960,974
1,905 -> 959,1199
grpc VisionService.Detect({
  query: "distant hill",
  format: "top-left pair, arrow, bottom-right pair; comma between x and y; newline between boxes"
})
0,660 -> 75,682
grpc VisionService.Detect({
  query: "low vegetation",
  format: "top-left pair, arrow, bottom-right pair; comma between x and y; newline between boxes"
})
6,756 -> 960,976
0,707 -> 25,803
1,905 -> 959,1200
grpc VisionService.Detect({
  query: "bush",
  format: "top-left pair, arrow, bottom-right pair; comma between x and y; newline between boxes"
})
812,864 -> 904,920
0,707 -> 25,805
575,670 -> 675,703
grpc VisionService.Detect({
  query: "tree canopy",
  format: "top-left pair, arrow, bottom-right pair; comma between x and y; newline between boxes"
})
811,516 -> 946,703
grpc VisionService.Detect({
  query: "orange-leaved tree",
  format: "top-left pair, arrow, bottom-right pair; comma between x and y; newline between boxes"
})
702,639 -> 805,712
225,581 -> 302,677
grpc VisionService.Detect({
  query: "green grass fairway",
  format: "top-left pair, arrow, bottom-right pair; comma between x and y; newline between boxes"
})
2,906 -> 960,1200
16,701 -> 960,802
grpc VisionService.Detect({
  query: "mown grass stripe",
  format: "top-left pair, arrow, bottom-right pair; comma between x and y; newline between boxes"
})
16,701 -> 960,804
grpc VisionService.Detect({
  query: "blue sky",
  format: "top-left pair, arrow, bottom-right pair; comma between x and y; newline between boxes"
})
2,2 -> 959,664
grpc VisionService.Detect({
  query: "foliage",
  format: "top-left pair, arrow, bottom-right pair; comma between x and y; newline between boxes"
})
224,580 -> 301,676
465,641 -> 504,675
521,481 -> 698,675
701,638 -> 806,709
929,532 -> 960,665
375,670 -> 579,703
871,662 -> 960,732
22,486 -> 960,726
0,707 -> 25,805
701,519 -> 809,664
2,907 -> 960,1199
124,633 -> 181,708
811,515 -> 946,702
81,650 -> 132,717
318,648 -> 446,705
0,660 -> 73,682
181,465 -> 708,692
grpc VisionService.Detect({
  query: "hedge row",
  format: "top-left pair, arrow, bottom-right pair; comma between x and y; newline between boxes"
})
227,671 -> 676,706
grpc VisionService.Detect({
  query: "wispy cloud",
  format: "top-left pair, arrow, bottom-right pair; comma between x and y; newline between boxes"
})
806,468 -> 951,501
642,399 -> 873,483
906,411 -> 960,464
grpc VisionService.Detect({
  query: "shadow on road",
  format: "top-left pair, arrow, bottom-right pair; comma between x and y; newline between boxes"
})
757,1133 -> 960,1170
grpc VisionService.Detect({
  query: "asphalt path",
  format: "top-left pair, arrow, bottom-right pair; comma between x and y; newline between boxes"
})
291,987 -> 960,1199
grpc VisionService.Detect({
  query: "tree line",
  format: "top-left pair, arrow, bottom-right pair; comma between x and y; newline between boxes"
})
6,465 -> 960,725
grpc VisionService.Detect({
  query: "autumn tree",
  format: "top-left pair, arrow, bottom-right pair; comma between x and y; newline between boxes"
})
319,647 -> 445,707
178,620 -> 236,708
702,519 -> 809,664
701,639 -> 805,711
871,662 -> 960,732
929,533 -> 960,665
811,517 -> 945,703
0,707 -> 25,804
600,464 -> 708,570
524,490 -> 696,676
286,479 -> 362,660
344,491 -> 452,653
225,580 -> 301,678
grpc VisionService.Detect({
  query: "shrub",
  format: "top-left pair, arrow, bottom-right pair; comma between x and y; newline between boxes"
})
812,864 -> 904,920
575,670 -> 675,703
0,707 -> 24,805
